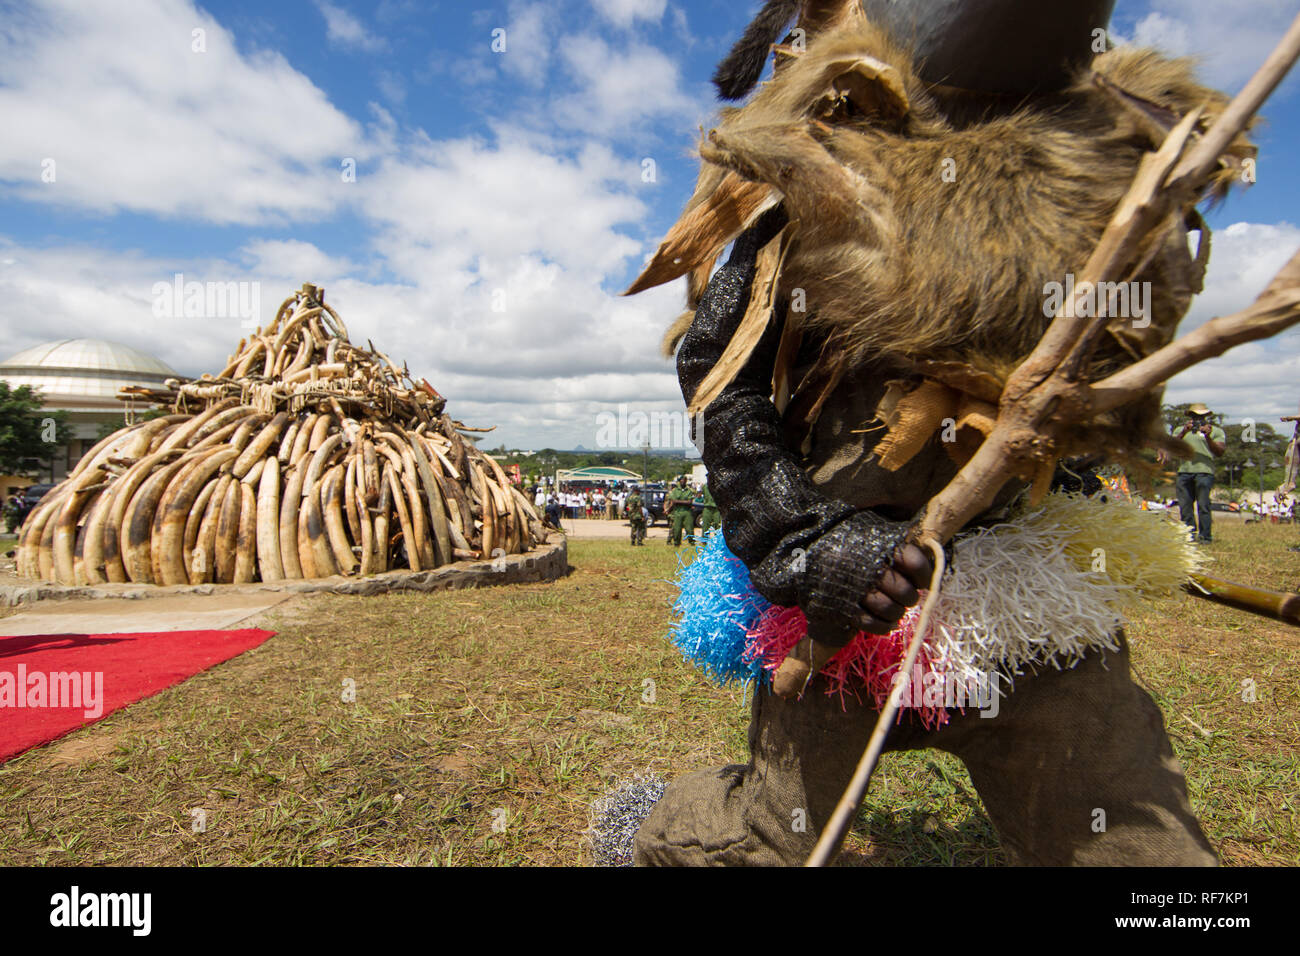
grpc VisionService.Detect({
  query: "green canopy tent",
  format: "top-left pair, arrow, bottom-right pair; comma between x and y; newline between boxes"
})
554,465 -> 641,488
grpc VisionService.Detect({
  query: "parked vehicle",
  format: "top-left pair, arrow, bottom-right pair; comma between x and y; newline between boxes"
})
643,485 -> 704,526
10,483 -> 56,531
643,487 -> 668,525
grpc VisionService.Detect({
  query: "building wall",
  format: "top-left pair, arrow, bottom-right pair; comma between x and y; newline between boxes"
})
1,473 -> 35,500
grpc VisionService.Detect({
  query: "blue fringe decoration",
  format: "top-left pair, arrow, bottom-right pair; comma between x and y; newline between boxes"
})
668,530 -> 770,686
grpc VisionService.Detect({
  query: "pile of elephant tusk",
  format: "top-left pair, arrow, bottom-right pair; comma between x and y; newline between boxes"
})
17,283 -> 546,586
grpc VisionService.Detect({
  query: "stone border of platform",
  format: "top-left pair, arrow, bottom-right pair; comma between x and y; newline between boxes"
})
0,535 -> 568,607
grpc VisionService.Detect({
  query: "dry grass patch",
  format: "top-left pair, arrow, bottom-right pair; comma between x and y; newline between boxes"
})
0,519 -> 1295,865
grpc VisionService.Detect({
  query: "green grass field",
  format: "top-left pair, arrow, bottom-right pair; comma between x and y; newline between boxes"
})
0,517 -> 1296,866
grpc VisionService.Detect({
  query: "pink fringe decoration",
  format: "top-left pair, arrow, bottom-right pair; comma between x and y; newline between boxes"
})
743,600 -> 956,728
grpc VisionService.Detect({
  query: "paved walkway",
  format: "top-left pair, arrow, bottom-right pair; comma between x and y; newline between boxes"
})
558,518 -> 673,540
0,593 -> 291,636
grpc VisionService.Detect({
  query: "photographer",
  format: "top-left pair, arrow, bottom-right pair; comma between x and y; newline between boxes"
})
1173,403 -> 1227,543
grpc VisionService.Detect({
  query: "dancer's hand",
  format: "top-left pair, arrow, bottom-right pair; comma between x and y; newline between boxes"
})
857,542 -> 935,635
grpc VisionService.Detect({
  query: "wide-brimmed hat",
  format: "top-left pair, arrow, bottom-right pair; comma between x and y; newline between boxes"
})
713,0 -> 1117,100
860,0 -> 1118,93
1187,403 -> 1212,416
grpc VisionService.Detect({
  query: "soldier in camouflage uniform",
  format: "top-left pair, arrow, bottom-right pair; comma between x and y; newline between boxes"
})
666,476 -> 695,547
697,483 -> 720,539
625,485 -> 646,546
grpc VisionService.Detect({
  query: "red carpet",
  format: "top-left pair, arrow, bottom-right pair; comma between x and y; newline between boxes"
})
0,628 -> 275,763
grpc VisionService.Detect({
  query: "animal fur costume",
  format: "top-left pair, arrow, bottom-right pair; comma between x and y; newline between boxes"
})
625,0 -> 1252,866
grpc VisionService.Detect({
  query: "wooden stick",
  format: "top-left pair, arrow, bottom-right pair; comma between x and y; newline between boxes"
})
805,539 -> 946,867
917,14 -> 1300,546
1186,572 -> 1300,627
1091,250 -> 1300,411
1167,11 -> 1300,191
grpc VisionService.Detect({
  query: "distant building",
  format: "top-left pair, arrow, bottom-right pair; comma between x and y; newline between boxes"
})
0,339 -> 179,484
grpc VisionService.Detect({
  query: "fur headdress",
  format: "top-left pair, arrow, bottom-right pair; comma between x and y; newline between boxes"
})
626,2 -> 1255,473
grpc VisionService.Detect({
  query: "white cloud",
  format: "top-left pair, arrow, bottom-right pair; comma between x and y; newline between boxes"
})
0,0 -> 714,448
554,34 -> 704,134
358,133 -> 648,280
0,0 -> 367,225
1164,221 -> 1300,422
670,5 -> 695,50
1118,0 -> 1300,91
239,238 -> 357,282
1129,13 -> 1192,58
0,241 -> 268,378
590,0 -> 668,29
315,0 -> 386,53
448,4 -> 705,137
0,236 -> 694,447
496,1 -> 555,88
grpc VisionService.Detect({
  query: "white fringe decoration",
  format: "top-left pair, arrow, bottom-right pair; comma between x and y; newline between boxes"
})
926,494 -> 1204,698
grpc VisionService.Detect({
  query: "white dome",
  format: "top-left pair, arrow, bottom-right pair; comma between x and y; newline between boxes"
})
0,339 -> 178,408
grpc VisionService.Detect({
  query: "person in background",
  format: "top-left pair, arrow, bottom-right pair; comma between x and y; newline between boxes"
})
2,493 -> 20,534
9,489 -> 31,531
625,485 -> 646,546
665,476 -> 694,547
1170,403 -> 1226,544
697,482 -> 720,539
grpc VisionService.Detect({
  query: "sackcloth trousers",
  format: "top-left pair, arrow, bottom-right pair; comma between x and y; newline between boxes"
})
633,635 -> 1217,866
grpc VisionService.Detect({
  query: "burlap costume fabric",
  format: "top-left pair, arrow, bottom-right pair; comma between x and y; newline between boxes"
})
633,635 -> 1217,866
635,211 -> 1217,867
632,0 -> 1232,861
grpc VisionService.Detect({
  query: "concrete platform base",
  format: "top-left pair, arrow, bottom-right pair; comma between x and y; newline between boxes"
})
0,536 -> 568,608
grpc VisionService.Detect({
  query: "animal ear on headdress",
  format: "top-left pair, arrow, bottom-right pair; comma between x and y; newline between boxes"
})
810,53 -> 910,124
1091,51 -> 1258,203
625,49 -> 909,305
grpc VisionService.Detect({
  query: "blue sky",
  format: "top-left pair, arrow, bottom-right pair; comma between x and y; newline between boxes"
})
2,0 -> 1298,451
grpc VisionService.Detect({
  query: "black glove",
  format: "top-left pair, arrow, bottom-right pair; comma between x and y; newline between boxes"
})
678,206 -> 921,647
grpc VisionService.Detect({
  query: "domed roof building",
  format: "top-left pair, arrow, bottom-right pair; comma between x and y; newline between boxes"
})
0,339 -> 180,484
0,339 -> 177,404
